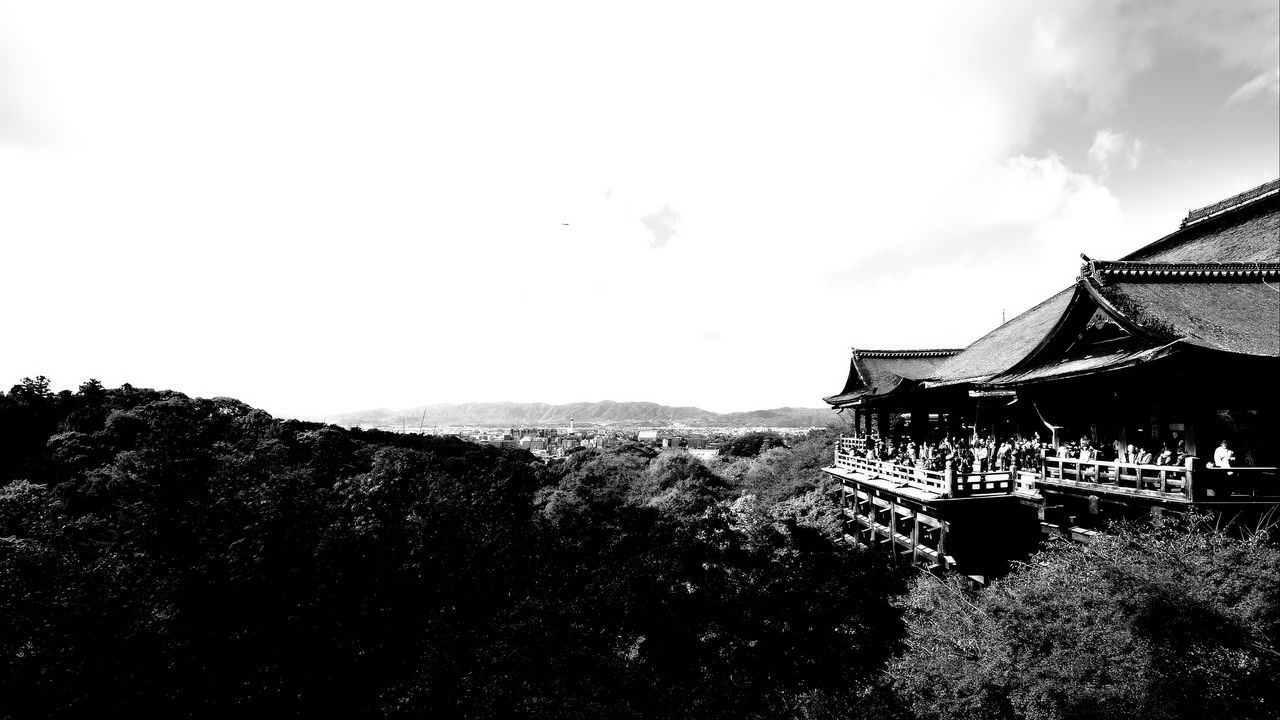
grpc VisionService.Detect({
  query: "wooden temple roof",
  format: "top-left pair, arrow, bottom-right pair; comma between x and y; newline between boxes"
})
924,287 -> 1076,388
1077,258 -> 1280,358
823,349 -> 961,407
1132,179 -> 1280,263
909,179 -> 1280,392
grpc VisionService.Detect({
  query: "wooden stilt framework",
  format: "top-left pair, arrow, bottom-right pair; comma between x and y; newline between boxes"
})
840,479 -> 954,572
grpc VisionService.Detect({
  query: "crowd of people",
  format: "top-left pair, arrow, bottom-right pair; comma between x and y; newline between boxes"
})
856,433 -> 1227,475
1057,438 -> 1185,467
858,434 -> 1047,476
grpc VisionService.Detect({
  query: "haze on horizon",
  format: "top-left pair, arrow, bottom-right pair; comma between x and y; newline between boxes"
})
1,0 -> 1277,420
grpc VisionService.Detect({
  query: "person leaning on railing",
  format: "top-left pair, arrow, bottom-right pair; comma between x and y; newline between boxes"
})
957,443 -> 975,477
975,440 -> 990,472
1212,440 -> 1235,468
1175,441 -> 1189,463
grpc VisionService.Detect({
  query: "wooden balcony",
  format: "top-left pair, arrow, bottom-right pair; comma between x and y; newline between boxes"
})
833,437 -> 1015,499
1040,455 -> 1280,503
835,438 -> 1279,506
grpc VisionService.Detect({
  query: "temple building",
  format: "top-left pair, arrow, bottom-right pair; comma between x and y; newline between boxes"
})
823,179 -> 1280,580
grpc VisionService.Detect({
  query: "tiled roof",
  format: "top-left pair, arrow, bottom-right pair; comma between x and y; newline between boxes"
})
851,349 -> 962,358
986,342 -> 1180,387
826,179 -> 1280,402
1180,178 -> 1279,228
1080,262 -> 1280,357
1085,259 -> 1280,279
1124,189 -> 1280,264
823,349 -> 960,406
924,287 -> 1077,387
925,180 -> 1280,386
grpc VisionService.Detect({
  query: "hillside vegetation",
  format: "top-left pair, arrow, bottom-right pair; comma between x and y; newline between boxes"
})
3,377 -> 1277,719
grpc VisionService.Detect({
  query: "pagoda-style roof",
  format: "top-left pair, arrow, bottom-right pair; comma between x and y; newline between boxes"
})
1133,178 -> 1280,262
1077,258 -> 1280,357
924,287 -> 1076,388
824,348 -> 961,407
920,180 -> 1280,391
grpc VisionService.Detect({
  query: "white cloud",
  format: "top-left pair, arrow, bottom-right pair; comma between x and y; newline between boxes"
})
0,1 -> 1273,415
1227,67 -> 1280,106
1087,129 -> 1145,174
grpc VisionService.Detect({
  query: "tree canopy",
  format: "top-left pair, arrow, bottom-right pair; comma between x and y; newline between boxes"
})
0,382 -> 903,719
889,516 -> 1280,720
4,379 -> 1277,719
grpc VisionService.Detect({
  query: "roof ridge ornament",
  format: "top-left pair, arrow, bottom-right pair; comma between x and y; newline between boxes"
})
1081,259 -> 1280,279
1078,253 -> 1098,284
1181,177 -> 1280,228
851,348 -> 963,358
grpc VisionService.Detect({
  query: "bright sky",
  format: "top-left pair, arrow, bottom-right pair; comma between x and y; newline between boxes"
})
2,1 -> 1277,418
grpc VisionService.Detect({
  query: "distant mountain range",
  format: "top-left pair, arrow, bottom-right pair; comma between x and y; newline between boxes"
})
328,401 -> 835,429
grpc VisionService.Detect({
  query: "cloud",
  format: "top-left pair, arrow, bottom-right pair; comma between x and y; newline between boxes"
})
832,151 -> 1124,282
640,204 -> 679,249
966,0 -> 1280,113
1227,67 -> 1280,106
0,31 -> 47,147
1087,129 -> 1144,174
0,1 -> 1271,416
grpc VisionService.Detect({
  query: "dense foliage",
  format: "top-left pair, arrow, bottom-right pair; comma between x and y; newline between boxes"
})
5,377 -> 1278,719
890,517 -> 1280,720
0,379 -> 902,718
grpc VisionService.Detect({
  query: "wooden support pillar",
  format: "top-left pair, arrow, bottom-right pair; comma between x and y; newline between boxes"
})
861,492 -> 872,546
910,511 -> 920,565
840,482 -> 848,539
877,411 -> 890,440
888,498 -> 898,563
860,486 -> 870,543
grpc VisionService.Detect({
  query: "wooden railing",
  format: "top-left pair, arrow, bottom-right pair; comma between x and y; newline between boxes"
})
1193,466 -> 1280,501
1040,455 -> 1280,501
1040,456 -> 1192,496
1014,470 -> 1041,497
834,438 -> 1014,498
837,436 -> 873,456
834,440 -> 1280,503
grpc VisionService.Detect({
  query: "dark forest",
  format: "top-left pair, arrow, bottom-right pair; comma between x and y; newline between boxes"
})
2,378 -> 1277,719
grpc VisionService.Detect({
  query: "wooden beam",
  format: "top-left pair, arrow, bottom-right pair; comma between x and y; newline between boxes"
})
911,512 -> 921,565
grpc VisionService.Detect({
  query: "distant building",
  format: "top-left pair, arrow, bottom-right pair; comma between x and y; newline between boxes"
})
637,430 -> 659,441
686,435 -> 708,449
